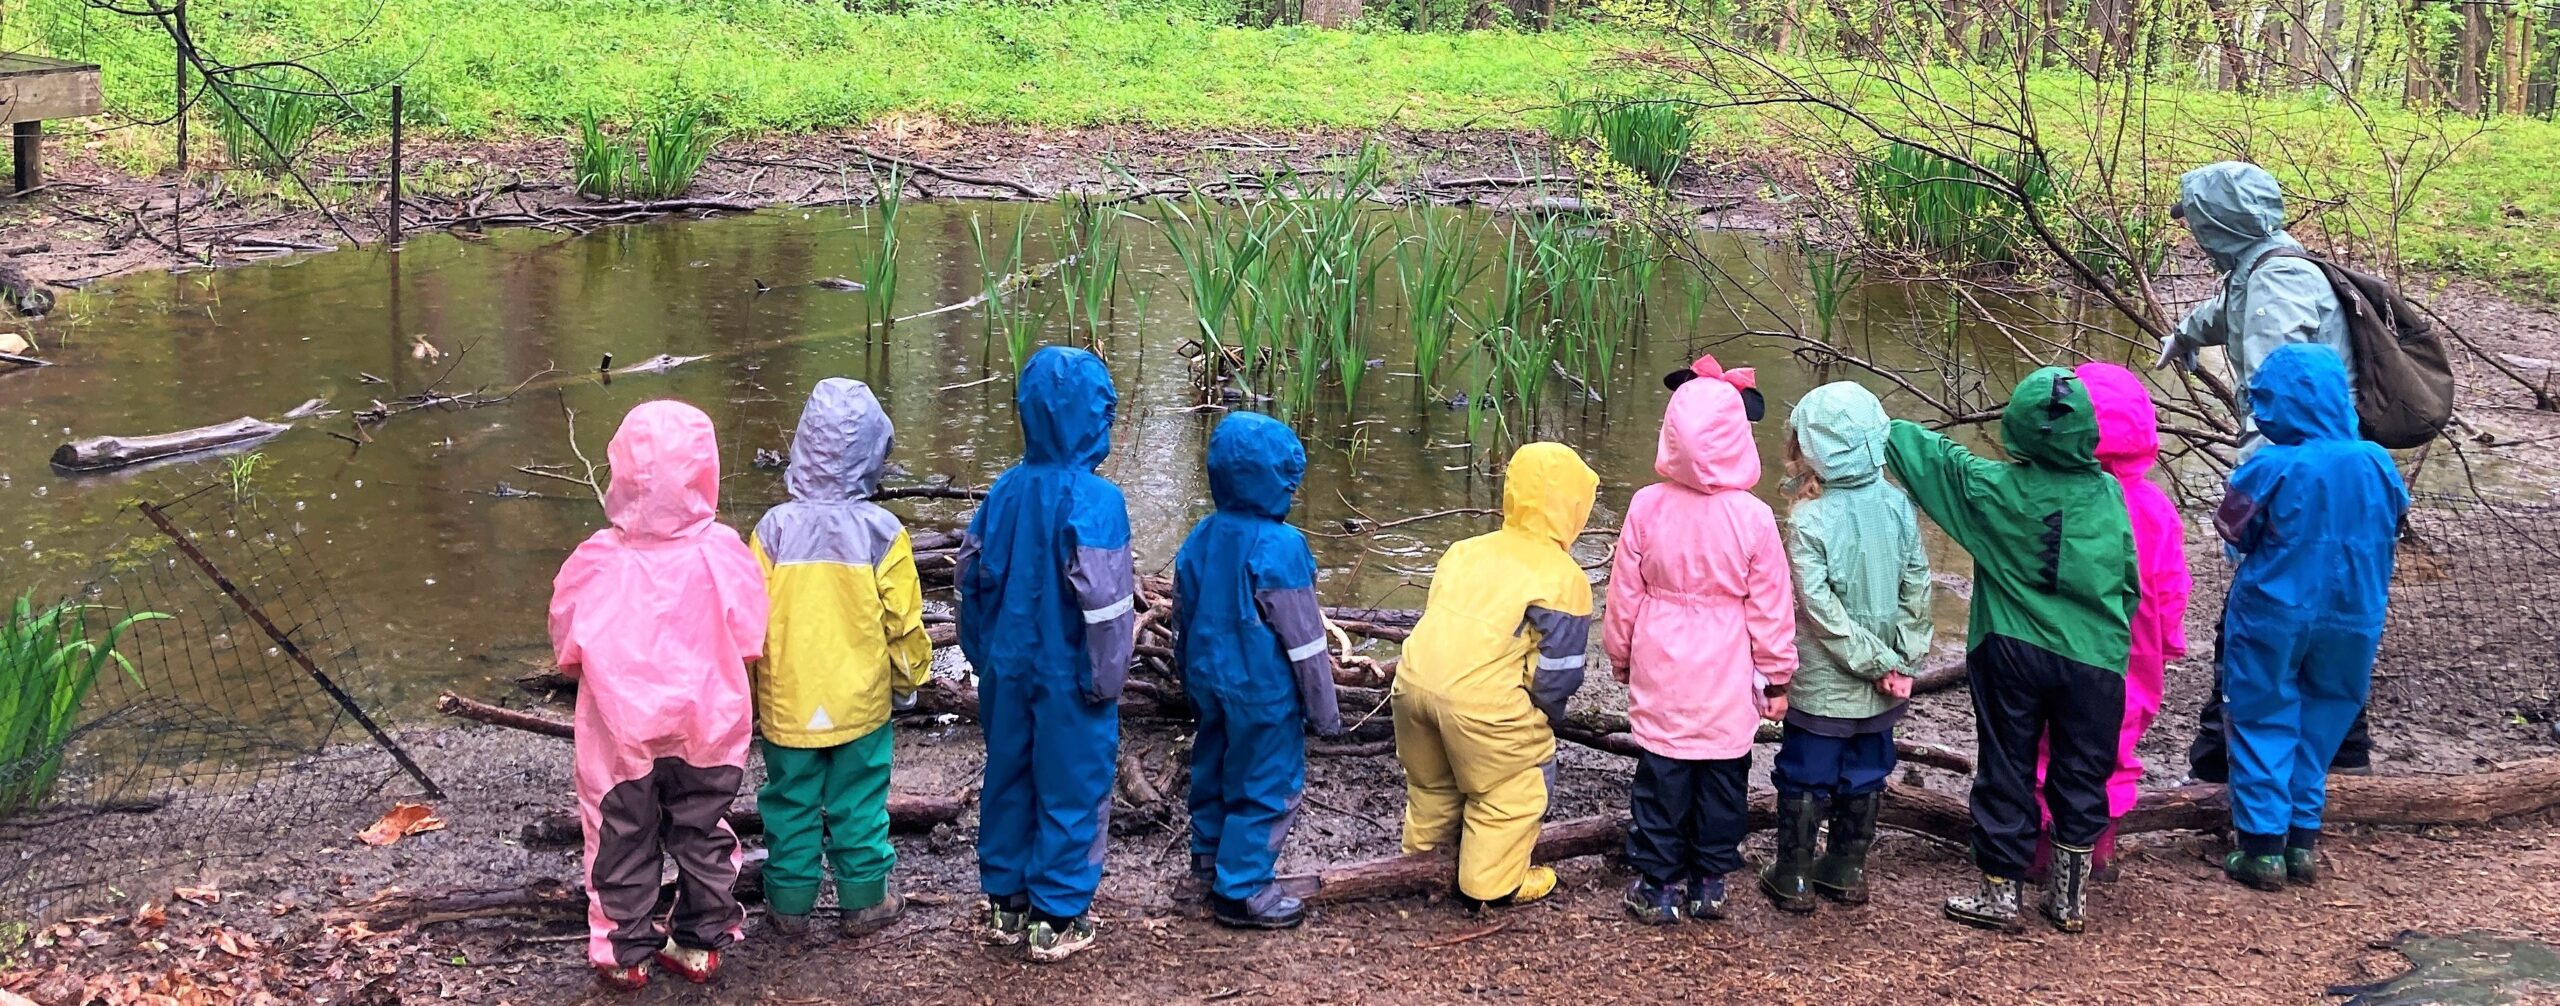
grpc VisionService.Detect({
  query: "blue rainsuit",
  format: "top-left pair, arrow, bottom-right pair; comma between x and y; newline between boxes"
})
1173,413 -> 1343,913
2167,161 -> 2352,456
2214,344 -> 2407,856
957,347 -> 1136,923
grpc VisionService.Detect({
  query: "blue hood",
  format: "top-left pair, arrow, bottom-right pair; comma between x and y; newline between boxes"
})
1018,346 -> 1117,470
2178,161 -> 2295,274
2250,343 -> 2359,446
1206,411 -> 1305,520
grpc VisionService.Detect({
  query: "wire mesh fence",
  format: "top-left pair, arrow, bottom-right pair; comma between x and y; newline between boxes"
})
1,468 -> 436,925
2375,491 -> 2560,729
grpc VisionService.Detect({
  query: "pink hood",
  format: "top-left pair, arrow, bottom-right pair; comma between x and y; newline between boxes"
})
2073,364 -> 2192,815
1655,362 -> 1762,495
1606,361 -> 1797,760
550,400 -> 770,789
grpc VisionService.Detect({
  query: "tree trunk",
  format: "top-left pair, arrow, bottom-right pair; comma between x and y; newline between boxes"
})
2457,0 -> 2489,113
2286,0 -> 2314,87
2315,0 -> 2348,86
2404,0 -> 2436,104
2206,0 -> 2254,89
2502,1 -> 2528,114
1302,0 -> 1361,27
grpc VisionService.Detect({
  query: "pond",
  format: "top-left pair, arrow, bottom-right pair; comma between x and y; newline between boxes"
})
2,199 -> 2135,719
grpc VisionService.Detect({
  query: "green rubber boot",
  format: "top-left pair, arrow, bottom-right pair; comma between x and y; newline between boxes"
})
1807,792 -> 1879,905
2223,851 -> 2286,892
1757,793 -> 1822,914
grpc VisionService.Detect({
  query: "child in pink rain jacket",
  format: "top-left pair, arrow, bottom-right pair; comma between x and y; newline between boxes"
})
549,401 -> 771,991
2035,364 -> 2193,880
1604,356 -> 1799,924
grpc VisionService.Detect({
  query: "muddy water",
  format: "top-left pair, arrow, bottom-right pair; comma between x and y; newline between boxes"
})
2,201 -> 2129,716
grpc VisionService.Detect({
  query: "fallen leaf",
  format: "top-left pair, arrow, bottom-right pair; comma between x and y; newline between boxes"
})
357,803 -> 446,846
173,886 -> 220,907
409,336 -> 443,362
0,332 -> 30,355
131,903 -> 167,930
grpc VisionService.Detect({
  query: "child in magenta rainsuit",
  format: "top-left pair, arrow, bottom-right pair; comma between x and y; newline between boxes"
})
549,401 -> 770,991
2035,364 -> 2194,881
1603,356 -> 1799,924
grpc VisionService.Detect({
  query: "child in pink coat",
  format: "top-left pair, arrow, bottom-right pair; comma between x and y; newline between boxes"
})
2035,364 -> 2193,880
1604,356 -> 1800,924
549,401 -> 771,990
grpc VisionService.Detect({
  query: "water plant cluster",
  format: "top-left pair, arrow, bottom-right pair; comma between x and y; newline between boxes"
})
0,593 -> 163,818
573,108 -> 716,200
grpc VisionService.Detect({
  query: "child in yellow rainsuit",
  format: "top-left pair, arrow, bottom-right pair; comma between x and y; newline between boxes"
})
1394,442 -> 1599,909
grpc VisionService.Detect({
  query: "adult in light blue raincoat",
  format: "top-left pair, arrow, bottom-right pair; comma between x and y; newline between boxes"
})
1173,412 -> 1342,931
2212,344 -> 2407,892
957,346 -> 1135,963
2163,160 -> 2374,784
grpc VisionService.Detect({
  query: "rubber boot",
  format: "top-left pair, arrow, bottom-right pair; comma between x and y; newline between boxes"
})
1622,878 -> 1682,926
1025,915 -> 1097,963
1757,793 -> 1822,914
594,963 -> 648,992
1942,874 -> 2024,932
1462,866 -> 1559,913
2038,842 -> 2093,934
652,940 -> 719,984
982,893 -> 1031,946
1808,792 -> 1879,905
1184,852 -> 1217,901
2091,821 -> 2122,884
2223,851 -> 2286,892
2286,827 -> 2320,886
842,890 -> 906,938
1683,875 -> 1729,922
1213,887 -> 1310,930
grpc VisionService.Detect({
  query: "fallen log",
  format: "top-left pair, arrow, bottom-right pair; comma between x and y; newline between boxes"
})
1321,606 -> 1422,627
51,416 -> 290,472
519,792 -> 964,848
1556,709 -> 1975,776
437,691 -> 571,739
332,879 -> 584,929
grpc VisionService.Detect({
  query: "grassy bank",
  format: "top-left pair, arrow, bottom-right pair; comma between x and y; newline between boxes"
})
4,0 -> 2553,297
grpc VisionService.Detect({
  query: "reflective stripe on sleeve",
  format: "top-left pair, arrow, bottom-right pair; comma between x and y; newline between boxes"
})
1285,637 -> 1329,663
1082,594 -> 1135,624
1537,653 -> 1587,671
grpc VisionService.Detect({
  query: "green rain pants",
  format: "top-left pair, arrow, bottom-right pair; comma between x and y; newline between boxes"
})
757,724 -> 896,917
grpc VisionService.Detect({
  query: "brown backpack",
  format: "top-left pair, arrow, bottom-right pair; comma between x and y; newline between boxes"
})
2258,248 -> 2455,450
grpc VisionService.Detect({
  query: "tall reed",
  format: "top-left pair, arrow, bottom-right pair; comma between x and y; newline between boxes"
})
1056,194 -> 1126,346
1852,142 -> 2055,266
1392,209 -> 1488,397
0,594 -> 165,818
1803,241 -> 1861,340
212,70 -> 324,174
969,209 -> 1041,373
856,169 -> 906,329
1595,98 -> 1694,187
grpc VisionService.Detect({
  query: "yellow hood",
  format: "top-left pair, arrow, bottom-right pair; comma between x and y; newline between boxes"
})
1502,442 -> 1598,548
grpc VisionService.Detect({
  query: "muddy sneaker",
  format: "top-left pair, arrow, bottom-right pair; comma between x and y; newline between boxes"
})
2285,848 -> 2320,886
2038,842 -> 2093,934
2223,852 -> 2286,892
1025,916 -> 1097,963
1943,875 -> 2024,932
593,963 -> 648,992
982,896 -> 1030,946
1682,875 -> 1729,922
652,941 -> 719,984
842,890 -> 906,939
1622,879 -> 1682,926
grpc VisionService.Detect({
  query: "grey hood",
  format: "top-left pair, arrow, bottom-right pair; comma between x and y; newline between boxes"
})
785,377 -> 893,502
2178,161 -> 2296,274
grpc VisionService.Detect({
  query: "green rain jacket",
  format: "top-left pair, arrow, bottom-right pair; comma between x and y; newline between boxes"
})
1784,383 -> 1934,723
1884,368 -> 2139,673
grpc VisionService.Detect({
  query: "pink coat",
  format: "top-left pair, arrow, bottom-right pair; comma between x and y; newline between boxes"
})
1604,366 -> 1799,761
2077,363 -> 2193,815
549,401 -> 769,963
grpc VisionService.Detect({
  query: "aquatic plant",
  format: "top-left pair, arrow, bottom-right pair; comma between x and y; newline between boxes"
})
1157,192 -> 1291,394
1391,208 -> 1488,396
1803,241 -> 1861,340
1262,143 -> 1391,415
0,593 -> 165,818
1595,98 -> 1694,188
224,451 -> 265,504
573,111 -> 636,200
212,70 -> 325,174
1056,193 -> 1126,346
1527,215 -> 1614,393
856,168 -> 906,330
969,209 -> 1041,372
1852,142 -> 2056,266
638,108 -> 716,199
1547,82 -> 1594,145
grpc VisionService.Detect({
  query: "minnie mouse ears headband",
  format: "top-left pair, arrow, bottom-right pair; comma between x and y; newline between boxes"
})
1663,354 -> 1767,422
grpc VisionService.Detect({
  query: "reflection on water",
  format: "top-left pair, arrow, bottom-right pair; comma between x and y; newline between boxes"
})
3,201 -> 2132,715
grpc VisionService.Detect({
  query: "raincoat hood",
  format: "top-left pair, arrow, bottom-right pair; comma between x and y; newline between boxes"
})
784,378 -> 893,503
1503,442 -> 1598,548
1018,346 -> 1117,470
603,400 -> 723,543
2179,162 -> 2290,273
2075,362 -> 2162,478
1998,367 -> 2104,471
1787,381 -> 1889,488
2250,343 -> 2360,446
1655,372 -> 1763,495
1206,412 -> 1305,520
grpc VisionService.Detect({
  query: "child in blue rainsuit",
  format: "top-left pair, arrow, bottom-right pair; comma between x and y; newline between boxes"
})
2214,344 -> 2406,891
956,346 -> 1136,963
1173,412 -> 1343,930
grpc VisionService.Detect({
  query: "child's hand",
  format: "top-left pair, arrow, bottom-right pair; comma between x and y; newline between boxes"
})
1760,692 -> 1788,722
1612,662 -> 1631,685
1880,672 -> 1914,701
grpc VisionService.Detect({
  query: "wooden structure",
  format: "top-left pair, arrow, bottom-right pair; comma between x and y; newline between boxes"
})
2,53 -> 104,193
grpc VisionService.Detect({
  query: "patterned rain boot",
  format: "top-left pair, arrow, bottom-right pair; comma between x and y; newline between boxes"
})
1943,874 -> 2024,932
1622,878 -> 1683,926
1808,792 -> 1879,905
1758,793 -> 1822,914
2038,842 -> 2093,934
593,962 -> 648,992
2286,828 -> 2321,886
2223,851 -> 2287,892
652,940 -> 719,984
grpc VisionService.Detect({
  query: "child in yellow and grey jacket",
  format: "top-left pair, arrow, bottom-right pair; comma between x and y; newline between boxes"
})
749,378 -> 933,937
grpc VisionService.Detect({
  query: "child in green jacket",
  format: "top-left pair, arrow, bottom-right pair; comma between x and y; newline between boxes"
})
1884,367 -> 2138,934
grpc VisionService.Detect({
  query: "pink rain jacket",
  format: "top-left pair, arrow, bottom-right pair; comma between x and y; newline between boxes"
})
2077,363 -> 2193,815
1604,360 -> 1800,761
548,402 -> 770,960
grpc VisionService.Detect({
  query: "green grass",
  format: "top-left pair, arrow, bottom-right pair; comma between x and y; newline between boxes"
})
0,593 -> 165,818
210,70 -> 325,173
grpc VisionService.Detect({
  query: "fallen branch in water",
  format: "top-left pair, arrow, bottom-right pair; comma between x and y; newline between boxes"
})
52,416 -> 290,473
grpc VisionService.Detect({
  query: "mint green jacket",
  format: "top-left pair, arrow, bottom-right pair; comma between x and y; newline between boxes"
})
1784,383 -> 1934,721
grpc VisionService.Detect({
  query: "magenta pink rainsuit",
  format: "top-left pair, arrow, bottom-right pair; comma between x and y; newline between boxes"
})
2037,364 -> 2193,818
1604,359 -> 1799,761
548,400 -> 770,970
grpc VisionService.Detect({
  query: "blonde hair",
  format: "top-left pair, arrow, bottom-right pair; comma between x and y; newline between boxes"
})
1784,435 -> 1824,505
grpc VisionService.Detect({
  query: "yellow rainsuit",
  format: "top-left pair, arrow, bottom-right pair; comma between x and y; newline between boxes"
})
1394,442 -> 1599,904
